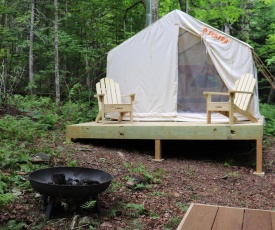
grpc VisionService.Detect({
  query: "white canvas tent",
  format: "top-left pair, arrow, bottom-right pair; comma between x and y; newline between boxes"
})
106,10 -> 260,122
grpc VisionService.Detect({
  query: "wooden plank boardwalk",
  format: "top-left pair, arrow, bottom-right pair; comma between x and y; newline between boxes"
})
66,117 -> 264,175
177,203 -> 275,230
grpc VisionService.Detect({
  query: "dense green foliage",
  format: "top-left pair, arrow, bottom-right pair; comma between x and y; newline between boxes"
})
260,103 -> 275,136
0,0 -> 274,104
0,94 -> 98,207
249,0 -> 275,102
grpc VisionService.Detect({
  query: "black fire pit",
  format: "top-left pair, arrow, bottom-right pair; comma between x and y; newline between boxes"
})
29,167 -> 112,219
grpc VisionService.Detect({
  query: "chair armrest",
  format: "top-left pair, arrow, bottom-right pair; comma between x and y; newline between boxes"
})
94,94 -> 105,98
121,93 -> 135,97
121,93 -> 135,102
203,92 -> 230,96
94,94 -> 105,102
228,90 -> 254,94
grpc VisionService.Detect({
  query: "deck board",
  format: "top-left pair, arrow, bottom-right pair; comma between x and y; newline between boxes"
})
212,207 -> 244,230
271,212 -> 275,230
177,204 -> 275,230
178,204 -> 218,230
243,209 -> 272,230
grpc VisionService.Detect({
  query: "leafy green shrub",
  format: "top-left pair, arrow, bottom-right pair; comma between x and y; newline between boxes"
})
7,95 -> 59,130
175,202 -> 189,212
58,84 -> 99,124
0,173 -> 9,194
7,93 -> 99,126
0,145 -> 32,171
108,201 -> 124,218
164,217 -> 181,229
69,83 -> 91,104
8,95 -> 57,113
0,97 -> 59,196
125,203 -> 146,217
0,115 -> 44,141
0,193 -> 17,207
123,162 -> 163,184
61,101 -> 96,124
5,220 -> 27,230
30,112 -> 59,129
260,103 -> 275,136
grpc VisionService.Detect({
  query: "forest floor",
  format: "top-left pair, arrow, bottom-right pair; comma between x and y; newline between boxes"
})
0,131 -> 275,229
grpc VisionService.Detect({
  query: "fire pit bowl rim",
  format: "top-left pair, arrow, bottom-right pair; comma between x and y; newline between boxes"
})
29,166 -> 113,198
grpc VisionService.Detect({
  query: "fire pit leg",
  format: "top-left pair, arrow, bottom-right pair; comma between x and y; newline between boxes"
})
46,196 -> 56,219
42,194 -> 48,206
92,195 -> 101,215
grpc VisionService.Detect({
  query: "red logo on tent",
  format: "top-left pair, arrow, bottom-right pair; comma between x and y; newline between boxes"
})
202,28 -> 229,44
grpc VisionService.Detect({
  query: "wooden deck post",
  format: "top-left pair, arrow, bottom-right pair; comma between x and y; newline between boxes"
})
153,139 -> 163,161
253,138 -> 265,176
65,130 -> 73,143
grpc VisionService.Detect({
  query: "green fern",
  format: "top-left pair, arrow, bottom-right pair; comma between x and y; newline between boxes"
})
81,200 -> 96,209
125,203 -> 146,217
0,193 -> 16,207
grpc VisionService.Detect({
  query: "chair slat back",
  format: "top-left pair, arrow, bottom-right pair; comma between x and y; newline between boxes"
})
233,73 -> 256,110
96,78 -> 122,105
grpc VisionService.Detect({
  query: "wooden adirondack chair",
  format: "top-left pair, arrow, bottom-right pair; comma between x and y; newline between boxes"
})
94,78 -> 135,124
203,73 -> 258,124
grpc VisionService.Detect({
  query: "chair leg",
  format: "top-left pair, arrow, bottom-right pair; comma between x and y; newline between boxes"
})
118,112 -> 127,122
100,111 -> 105,124
220,111 -> 238,124
95,113 -> 101,123
229,101 -> 234,124
118,113 -> 122,122
206,111 -> 211,124
95,110 -> 105,124
130,111 -> 133,123
118,112 -> 133,123
229,113 -> 234,125
228,113 -> 238,124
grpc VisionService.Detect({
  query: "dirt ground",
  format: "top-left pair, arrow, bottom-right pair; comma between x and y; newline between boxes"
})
0,135 -> 274,229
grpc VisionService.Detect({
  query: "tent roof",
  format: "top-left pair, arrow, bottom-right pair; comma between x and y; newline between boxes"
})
109,10 -> 253,54
106,10 -> 259,122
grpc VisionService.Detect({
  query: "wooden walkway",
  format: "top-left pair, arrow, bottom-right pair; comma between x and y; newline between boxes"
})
177,203 -> 275,230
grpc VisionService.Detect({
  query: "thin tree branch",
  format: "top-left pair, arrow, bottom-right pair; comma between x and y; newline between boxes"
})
123,0 -> 145,22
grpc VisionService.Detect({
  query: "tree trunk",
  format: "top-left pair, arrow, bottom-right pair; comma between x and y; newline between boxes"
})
151,0 -> 159,23
179,0 -> 184,11
240,0 -> 254,41
224,24 -> 230,34
267,88 -> 275,104
86,46 -> 90,87
63,0 -> 68,97
29,0 -> 35,94
179,0 -> 188,13
54,0 -> 60,107
1,0 -> 8,105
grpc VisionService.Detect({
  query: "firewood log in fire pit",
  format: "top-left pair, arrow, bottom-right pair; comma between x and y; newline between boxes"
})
50,173 -> 100,186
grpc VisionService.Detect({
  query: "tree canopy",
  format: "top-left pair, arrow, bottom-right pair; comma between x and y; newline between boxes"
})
0,0 -> 274,104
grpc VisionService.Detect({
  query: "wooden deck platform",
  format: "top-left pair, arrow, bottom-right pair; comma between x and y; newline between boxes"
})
177,203 -> 275,230
66,117 -> 264,175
